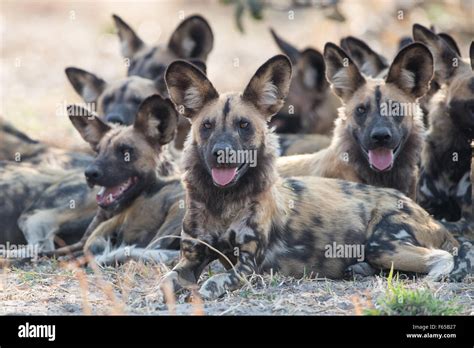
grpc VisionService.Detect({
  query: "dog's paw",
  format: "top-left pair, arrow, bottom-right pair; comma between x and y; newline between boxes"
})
198,273 -> 235,300
449,242 -> 474,282
159,270 -> 183,294
344,262 -> 376,280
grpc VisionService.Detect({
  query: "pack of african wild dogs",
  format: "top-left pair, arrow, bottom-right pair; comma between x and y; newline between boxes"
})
1,14 -> 473,300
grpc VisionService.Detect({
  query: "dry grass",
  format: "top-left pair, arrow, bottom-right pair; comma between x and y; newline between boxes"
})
0,259 -> 472,315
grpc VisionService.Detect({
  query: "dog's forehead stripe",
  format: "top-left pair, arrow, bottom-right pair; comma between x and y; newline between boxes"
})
375,85 -> 382,113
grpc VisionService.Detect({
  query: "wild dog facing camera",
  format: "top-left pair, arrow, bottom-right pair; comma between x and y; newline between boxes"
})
165,55 -> 292,189
67,95 -> 178,211
324,42 -> 433,172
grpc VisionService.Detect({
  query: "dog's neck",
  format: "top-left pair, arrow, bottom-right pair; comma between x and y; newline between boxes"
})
183,132 -> 279,217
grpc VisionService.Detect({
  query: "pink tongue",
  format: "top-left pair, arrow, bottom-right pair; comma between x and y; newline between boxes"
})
211,167 -> 238,186
96,186 -> 122,205
368,148 -> 394,171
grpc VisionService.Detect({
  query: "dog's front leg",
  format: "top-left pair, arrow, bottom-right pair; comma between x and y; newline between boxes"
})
159,230 -> 215,294
198,227 -> 262,300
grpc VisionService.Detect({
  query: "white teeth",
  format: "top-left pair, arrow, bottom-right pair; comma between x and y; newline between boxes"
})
98,187 -> 106,195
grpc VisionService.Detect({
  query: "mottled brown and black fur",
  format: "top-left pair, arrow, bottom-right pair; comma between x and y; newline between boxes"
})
0,161 -> 95,251
49,95 -> 185,265
113,14 -> 213,149
0,120 -> 95,253
415,25 -> 473,234
160,56 -> 466,300
0,118 -> 93,169
277,42 -> 432,198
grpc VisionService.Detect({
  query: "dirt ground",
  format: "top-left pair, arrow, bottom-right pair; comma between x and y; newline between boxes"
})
1,1 -> 473,316
1,259 -> 472,315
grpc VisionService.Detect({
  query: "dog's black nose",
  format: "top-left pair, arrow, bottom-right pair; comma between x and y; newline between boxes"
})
85,165 -> 103,182
106,114 -> 125,125
212,143 -> 231,158
370,127 -> 392,144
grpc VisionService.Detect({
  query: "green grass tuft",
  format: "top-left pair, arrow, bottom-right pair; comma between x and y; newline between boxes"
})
366,265 -> 462,316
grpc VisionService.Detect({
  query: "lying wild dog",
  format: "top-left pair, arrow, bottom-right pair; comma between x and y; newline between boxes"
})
414,24 -> 474,231
0,118 -> 92,169
0,161 -> 95,251
277,42 -> 432,198
269,29 -> 340,135
49,95 -> 184,265
113,14 -> 213,149
160,55 -> 469,300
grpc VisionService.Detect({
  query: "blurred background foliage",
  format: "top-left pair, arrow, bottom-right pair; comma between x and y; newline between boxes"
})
0,0 -> 472,148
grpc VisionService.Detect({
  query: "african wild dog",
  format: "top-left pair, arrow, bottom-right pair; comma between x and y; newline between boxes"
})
277,42 -> 432,198
66,67 -> 159,126
269,29 -> 340,135
0,121 -> 95,252
113,14 -> 213,149
414,24 -> 474,233
49,95 -> 184,265
0,118 -> 92,169
0,161 -> 95,252
159,55 -> 468,300
268,29 -> 337,156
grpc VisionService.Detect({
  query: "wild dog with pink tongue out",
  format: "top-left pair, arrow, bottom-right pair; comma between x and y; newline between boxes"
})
159,55 -> 468,301
277,42 -> 434,199
48,95 -> 185,265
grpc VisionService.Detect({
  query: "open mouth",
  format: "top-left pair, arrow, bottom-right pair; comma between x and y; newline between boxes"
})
211,163 -> 247,188
95,176 -> 138,207
364,143 -> 402,172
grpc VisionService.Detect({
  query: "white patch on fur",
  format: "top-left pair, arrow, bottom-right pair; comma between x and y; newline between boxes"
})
82,85 -> 100,103
425,249 -> 454,280
331,70 -> 353,91
181,37 -> 196,58
18,210 -> 57,252
399,68 -> 416,90
259,80 -> 279,106
394,229 -> 410,239
303,68 -> 317,89
183,86 -> 203,110
145,113 -> 161,138
94,243 -> 179,265
455,172 -> 470,198
419,179 -> 434,198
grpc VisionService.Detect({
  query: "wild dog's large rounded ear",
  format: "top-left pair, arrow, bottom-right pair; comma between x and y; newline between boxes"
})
438,33 -> 461,56
323,43 -> 365,101
297,48 -> 328,91
340,36 -> 388,77
65,67 -> 107,104
134,95 -> 178,145
470,41 -> 474,70
242,55 -> 292,119
186,59 -> 207,75
269,28 -> 300,64
165,60 -> 218,119
67,105 -> 110,149
412,24 -> 460,84
112,14 -> 145,59
385,43 -> 433,99
168,15 -> 214,61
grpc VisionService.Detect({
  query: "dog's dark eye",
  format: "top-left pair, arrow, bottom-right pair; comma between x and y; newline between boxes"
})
203,122 -> 212,129
130,96 -> 142,105
240,121 -> 249,129
356,105 -> 367,115
102,95 -> 113,106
